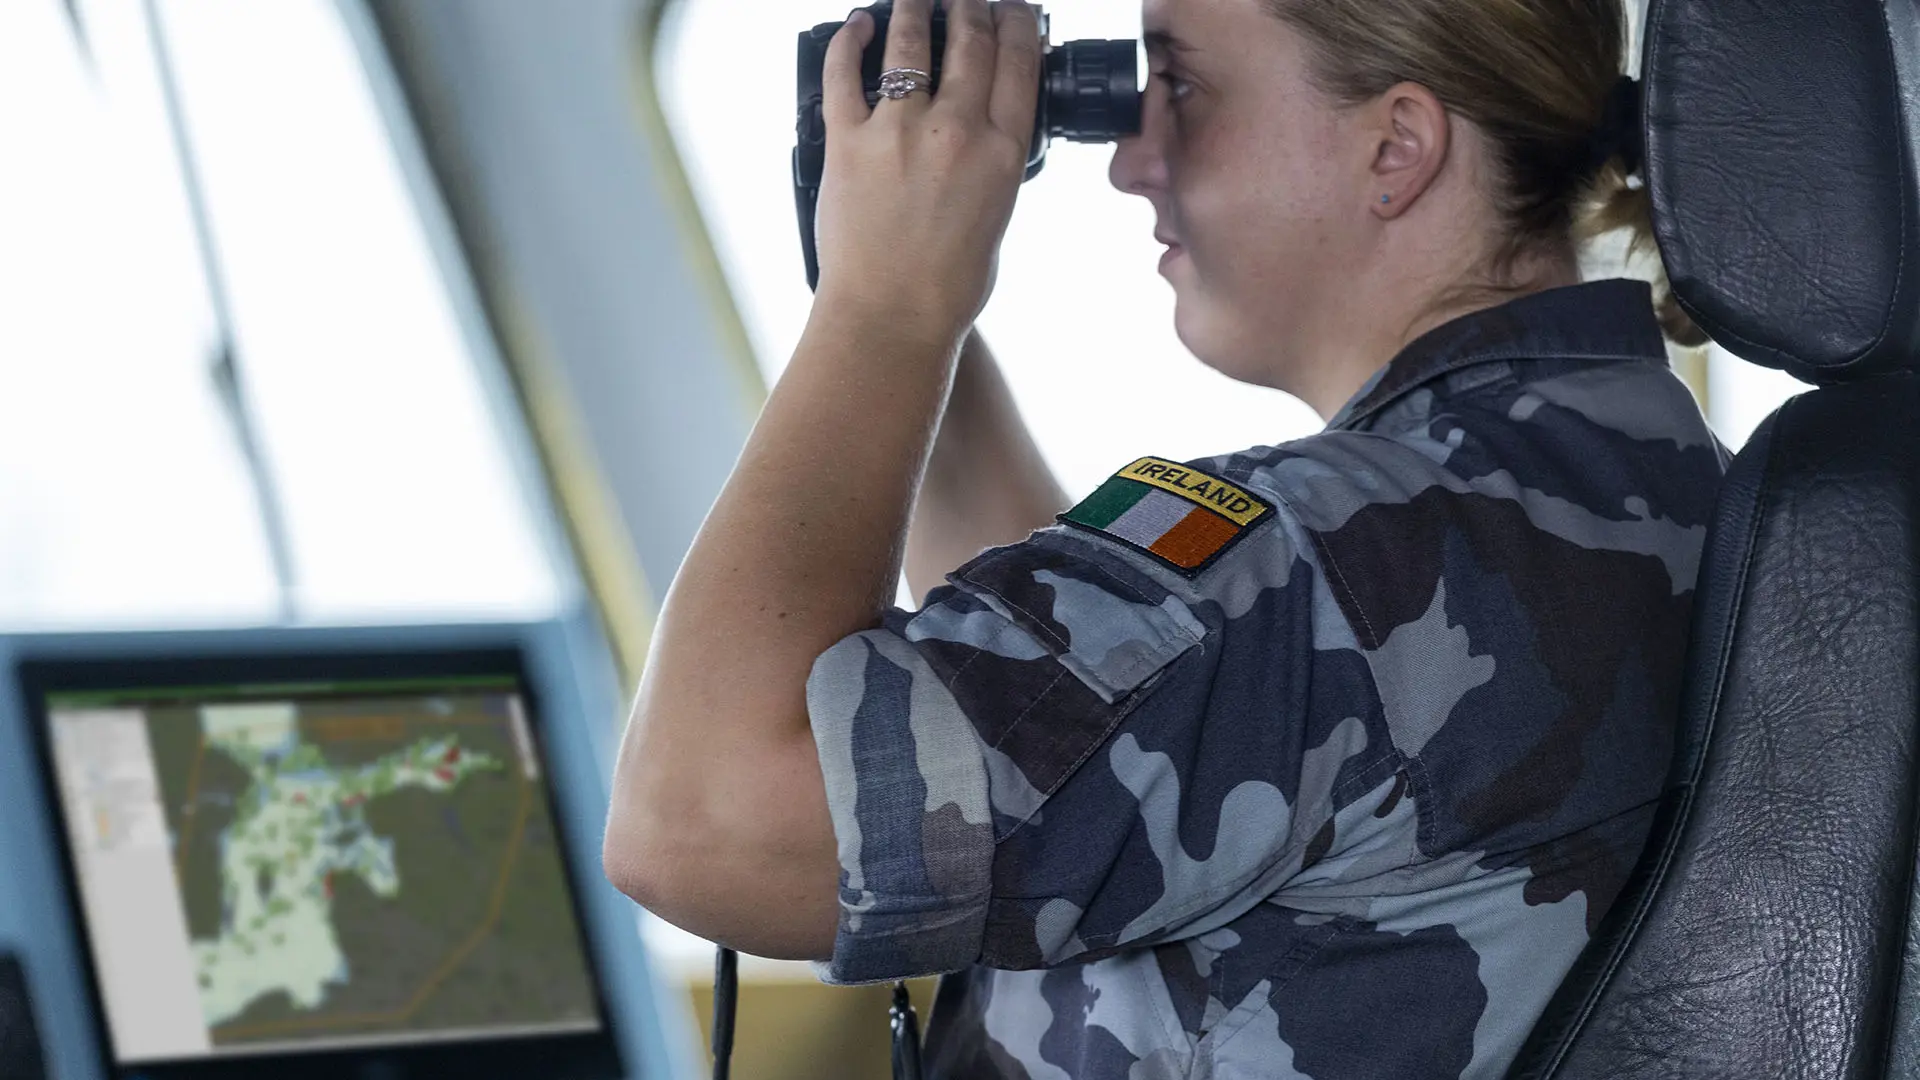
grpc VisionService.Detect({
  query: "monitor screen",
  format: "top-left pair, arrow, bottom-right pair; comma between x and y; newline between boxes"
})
23,654 -> 618,1076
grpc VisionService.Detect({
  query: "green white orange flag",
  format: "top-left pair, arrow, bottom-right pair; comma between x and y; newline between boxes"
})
1060,457 -> 1273,575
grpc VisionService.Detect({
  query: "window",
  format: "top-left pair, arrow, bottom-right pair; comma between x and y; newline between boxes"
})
0,0 -> 566,628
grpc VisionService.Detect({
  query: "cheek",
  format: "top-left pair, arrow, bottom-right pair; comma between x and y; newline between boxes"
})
1180,155 -> 1331,320
1167,130 -> 1348,374
1177,118 -> 1333,279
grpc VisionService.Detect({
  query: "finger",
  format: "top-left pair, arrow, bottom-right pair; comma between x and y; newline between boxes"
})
880,0 -> 936,104
932,0 -> 996,117
822,9 -> 879,130
988,1 -> 1044,139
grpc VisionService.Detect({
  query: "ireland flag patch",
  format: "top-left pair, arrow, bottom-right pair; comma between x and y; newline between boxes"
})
1059,457 -> 1273,576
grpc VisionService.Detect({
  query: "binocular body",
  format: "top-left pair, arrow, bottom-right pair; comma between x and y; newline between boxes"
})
792,2 -> 1142,289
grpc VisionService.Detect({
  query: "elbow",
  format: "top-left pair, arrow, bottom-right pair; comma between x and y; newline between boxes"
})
601,796 -> 687,915
601,815 -> 651,908
602,707 -> 709,913
601,787 -> 841,963
599,787 -> 739,937
601,725 -> 842,959
601,810 -> 834,962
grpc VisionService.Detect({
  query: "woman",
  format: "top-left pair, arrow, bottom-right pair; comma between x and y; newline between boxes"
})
604,0 -> 1727,1074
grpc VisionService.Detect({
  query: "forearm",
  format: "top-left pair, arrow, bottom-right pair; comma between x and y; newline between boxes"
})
604,300 -> 963,958
904,328 -> 1071,600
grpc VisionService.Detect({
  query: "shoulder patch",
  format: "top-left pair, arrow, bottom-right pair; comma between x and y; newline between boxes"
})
1058,456 -> 1273,576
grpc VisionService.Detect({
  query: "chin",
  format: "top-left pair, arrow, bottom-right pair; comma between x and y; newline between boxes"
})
1172,292 -> 1248,380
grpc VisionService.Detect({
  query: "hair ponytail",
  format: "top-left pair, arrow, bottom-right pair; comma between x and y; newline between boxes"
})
1574,160 -> 1708,347
1267,0 -> 1707,348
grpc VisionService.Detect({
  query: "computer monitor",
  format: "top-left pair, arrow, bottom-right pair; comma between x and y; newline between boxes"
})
18,649 -> 626,1080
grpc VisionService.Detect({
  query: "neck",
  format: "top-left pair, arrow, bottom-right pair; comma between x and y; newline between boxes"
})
1287,242 -> 1584,422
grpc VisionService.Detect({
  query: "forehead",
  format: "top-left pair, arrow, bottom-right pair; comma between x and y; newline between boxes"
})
1142,0 -> 1180,37
1141,0 -> 1266,49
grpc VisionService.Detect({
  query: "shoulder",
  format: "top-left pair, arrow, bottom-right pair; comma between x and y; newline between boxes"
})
987,440 -> 1443,629
1005,452 -> 1333,622
1197,360 -> 1723,624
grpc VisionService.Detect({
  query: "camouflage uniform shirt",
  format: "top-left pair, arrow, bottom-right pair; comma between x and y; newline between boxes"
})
804,279 -> 1727,1078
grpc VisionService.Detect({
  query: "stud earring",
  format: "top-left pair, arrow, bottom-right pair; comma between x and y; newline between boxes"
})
1381,194 -> 1392,205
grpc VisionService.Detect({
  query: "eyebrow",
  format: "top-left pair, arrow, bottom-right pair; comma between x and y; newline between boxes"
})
1143,29 -> 1197,57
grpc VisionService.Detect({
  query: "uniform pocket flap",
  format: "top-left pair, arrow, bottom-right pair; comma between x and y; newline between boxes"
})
940,540 -> 1205,704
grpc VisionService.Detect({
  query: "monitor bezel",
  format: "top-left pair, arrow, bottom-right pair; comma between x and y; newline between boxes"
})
17,647 -> 628,1080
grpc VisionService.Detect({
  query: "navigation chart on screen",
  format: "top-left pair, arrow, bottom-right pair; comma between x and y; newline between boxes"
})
47,677 -> 603,1060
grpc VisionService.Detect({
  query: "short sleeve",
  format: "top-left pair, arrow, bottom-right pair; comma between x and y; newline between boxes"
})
805,508 -> 1393,985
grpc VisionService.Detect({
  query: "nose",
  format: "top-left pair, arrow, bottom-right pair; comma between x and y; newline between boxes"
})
1109,81 -> 1169,197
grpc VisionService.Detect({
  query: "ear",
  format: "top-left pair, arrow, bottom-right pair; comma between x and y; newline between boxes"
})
1370,82 -> 1449,220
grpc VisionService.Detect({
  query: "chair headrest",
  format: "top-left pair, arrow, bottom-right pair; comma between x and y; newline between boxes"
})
1645,0 -> 1920,382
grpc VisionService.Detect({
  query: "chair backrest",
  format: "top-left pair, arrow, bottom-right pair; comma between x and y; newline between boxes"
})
1507,1 -> 1920,1076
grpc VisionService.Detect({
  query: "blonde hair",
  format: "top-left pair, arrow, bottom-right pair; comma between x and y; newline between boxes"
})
1265,0 -> 1707,346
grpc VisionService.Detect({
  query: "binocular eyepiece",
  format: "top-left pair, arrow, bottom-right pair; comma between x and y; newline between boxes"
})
793,2 -> 1143,289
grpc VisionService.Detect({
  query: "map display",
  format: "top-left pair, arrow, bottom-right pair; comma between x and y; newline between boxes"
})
125,681 -> 603,1051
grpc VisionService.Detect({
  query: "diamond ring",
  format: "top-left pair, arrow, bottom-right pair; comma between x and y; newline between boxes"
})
878,67 -> 934,100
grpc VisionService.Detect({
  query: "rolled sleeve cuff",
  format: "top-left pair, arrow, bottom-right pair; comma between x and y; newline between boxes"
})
805,627 -> 996,986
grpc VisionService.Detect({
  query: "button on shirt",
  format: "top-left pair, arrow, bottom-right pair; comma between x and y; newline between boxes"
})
803,279 -> 1729,1079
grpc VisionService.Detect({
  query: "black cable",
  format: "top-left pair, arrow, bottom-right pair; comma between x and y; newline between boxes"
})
711,946 -> 737,1080
889,981 -> 923,1080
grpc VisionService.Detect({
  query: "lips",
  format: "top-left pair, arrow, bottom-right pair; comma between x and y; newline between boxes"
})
1155,227 -> 1184,273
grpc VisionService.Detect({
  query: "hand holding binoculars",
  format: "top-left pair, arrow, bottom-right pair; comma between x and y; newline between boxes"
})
792,2 -> 1143,289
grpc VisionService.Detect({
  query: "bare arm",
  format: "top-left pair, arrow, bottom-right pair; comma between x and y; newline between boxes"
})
603,326 -> 1060,960
603,302 -> 958,961
602,0 -> 1044,963
904,328 -> 1071,600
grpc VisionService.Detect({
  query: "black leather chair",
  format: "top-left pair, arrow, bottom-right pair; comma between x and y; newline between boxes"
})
1507,0 -> 1920,1076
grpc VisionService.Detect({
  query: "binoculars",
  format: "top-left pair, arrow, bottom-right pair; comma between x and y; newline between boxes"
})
793,2 -> 1144,288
